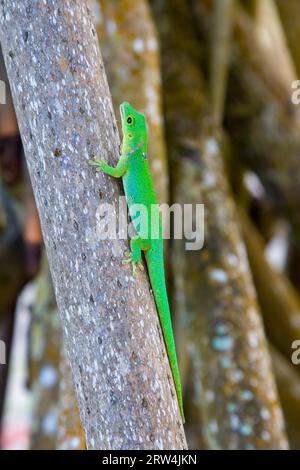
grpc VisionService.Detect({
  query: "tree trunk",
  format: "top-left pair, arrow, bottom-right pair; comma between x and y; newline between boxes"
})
0,0 -> 186,450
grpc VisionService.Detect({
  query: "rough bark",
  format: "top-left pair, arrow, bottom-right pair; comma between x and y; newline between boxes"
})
0,0 -> 186,450
151,0 -> 288,450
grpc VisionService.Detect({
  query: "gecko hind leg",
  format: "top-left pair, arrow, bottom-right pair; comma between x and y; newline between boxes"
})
122,236 -> 146,276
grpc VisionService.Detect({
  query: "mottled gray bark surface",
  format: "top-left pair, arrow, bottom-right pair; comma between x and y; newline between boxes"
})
0,0 -> 186,450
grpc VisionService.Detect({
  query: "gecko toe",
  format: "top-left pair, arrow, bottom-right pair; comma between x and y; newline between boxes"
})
132,264 -> 137,277
138,261 -> 144,271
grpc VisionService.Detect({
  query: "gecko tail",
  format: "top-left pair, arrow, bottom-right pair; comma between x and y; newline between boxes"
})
145,247 -> 185,423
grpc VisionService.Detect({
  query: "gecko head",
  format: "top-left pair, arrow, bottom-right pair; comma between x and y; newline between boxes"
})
120,102 -> 147,152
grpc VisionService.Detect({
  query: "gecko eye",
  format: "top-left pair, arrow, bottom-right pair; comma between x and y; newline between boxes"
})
126,116 -> 134,125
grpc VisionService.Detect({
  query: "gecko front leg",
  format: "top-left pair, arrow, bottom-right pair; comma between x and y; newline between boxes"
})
89,153 -> 129,178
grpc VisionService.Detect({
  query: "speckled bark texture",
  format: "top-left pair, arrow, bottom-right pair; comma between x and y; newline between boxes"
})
0,0 -> 186,450
151,0 -> 288,449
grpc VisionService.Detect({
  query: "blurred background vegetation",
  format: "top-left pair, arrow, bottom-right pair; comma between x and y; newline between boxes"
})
1,0 -> 300,450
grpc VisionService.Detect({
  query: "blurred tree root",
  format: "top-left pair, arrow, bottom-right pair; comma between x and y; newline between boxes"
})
29,255 -> 85,450
183,363 -> 205,450
241,209 -> 300,363
209,0 -> 234,128
29,257 -> 60,449
227,4 -> 300,230
286,235 -> 300,293
248,0 -> 296,93
271,346 -> 300,450
274,1 -> 300,292
0,0 -> 186,447
276,0 -> 300,76
193,0 -> 300,230
151,0 -> 288,450
0,184 -> 25,326
0,183 -> 25,444
56,347 -> 85,450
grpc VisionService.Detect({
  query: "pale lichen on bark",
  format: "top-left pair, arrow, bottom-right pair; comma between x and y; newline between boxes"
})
0,0 -> 186,450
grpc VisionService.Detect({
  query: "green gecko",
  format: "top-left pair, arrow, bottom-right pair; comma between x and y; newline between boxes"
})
89,102 -> 184,423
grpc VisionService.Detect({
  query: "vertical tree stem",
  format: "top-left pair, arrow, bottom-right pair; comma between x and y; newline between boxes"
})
0,0 -> 186,450
210,0 -> 234,127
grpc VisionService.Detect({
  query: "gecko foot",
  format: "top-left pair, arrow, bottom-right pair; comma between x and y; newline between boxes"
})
88,158 -> 105,172
122,253 -> 144,276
